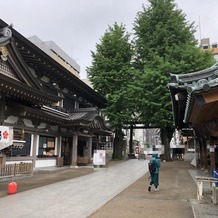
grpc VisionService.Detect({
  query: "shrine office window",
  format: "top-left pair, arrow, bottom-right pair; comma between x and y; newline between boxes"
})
38,136 -> 55,156
7,133 -> 31,156
63,96 -> 75,110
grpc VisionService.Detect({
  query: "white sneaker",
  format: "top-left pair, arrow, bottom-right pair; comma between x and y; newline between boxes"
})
155,188 -> 159,191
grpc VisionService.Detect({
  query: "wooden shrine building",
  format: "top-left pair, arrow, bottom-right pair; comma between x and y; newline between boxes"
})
0,19 -> 112,169
169,63 -> 218,173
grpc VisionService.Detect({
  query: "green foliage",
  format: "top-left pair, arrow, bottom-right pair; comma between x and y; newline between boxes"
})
131,0 -> 215,160
144,143 -> 150,148
87,23 -> 133,97
86,0 -> 215,160
133,0 -> 215,130
87,23 -> 134,129
87,23 -> 135,159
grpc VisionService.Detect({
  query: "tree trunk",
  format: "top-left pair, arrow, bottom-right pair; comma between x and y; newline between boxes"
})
161,126 -> 174,161
112,128 -> 124,160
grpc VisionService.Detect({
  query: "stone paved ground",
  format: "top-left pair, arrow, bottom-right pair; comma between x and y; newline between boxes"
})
0,166 -> 94,198
89,160 -> 197,218
0,160 -> 124,198
1,160 -> 213,218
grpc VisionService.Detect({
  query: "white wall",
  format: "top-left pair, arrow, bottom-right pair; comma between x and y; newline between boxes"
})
35,159 -> 56,168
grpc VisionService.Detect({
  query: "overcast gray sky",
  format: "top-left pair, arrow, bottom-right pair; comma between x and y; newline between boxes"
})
1,0 -> 218,78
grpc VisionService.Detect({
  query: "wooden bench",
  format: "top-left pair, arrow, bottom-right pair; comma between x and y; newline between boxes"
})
195,176 -> 218,204
77,156 -> 89,165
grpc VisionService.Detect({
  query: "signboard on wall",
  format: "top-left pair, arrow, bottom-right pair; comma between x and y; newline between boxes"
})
93,150 -> 106,165
0,126 -> 13,150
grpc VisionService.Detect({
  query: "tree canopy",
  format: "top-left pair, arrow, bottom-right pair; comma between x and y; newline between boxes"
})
133,0 -> 214,73
87,0 -> 215,160
133,0 -> 215,160
87,23 -> 135,158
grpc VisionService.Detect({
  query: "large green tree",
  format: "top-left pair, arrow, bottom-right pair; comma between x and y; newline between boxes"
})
133,0 -> 215,160
87,23 -> 134,159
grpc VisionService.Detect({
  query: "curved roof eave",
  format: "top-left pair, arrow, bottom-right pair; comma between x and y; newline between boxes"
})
170,63 -> 218,84
0,19 -> 106,108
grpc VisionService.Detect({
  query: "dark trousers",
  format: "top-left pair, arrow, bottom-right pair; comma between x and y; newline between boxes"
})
149,172 -> 159,187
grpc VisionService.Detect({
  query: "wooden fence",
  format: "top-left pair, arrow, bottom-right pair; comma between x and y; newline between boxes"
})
0,163 -> 33,178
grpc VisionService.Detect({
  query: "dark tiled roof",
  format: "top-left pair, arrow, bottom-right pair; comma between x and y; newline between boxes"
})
69,108 -> 99,123
169,63 -> 218,93
169,63 -> 218,130
41,106 -> 111,133
0,19 -> 106,108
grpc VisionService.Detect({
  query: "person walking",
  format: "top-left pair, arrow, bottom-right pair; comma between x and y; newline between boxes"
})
148,153 -> 160,192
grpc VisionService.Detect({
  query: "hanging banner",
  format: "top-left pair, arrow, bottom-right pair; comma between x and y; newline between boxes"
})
0,126 -> 13,150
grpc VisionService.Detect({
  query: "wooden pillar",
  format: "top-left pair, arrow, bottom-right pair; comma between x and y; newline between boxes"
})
203,139 -> 208,173
0,97 -> 5,125
199,140 -> 204,170
56,136 -> 62,157
184,138 -> 188,154
0,153 -> 6,165
129,125 -> 133,154
71,134 -> 78,167
209,138 -> 215,175
87,137 -> 92,161
31,133 -> 38,168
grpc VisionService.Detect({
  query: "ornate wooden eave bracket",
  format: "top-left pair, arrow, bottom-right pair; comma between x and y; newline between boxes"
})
0,25 -> 12,45
0,46 -> 9,61
0,25 -> 12,61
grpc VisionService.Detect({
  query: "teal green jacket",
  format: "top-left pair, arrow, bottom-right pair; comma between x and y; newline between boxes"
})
151,157 -> 160,173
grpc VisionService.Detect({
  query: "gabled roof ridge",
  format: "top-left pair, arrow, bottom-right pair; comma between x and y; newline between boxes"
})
170,63 -> 218,84
0,26 -> 44,91
0,19 -> 106,108
69,107 -> 98,113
